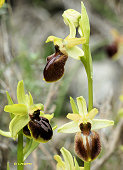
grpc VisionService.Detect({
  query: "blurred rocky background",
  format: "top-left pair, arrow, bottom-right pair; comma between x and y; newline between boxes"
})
0,0 -> 123,169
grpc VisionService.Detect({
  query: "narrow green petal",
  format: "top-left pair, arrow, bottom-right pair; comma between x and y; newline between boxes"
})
0,129 -> 11,138
46,36 -> 63,47
74,157 -> 80,170
76,96 -> 87,115
52,125 -> 57,130
4,104 -> 28,116
67,113 -> 81,122
17,80 -> 26,104
61,147 -> 74,170
86,108 -> 98,120
70,97 -> 79,114
64,37 -> 86,48
58,121 -> 79,133
9,114 -> 30,139
79,2 -> 90,43
91,119 -> 114,130
66,46 -> 84,60
54,155 -> 65,169
6,91 -> 13,105
6,91 -> 14,119
43,113 -> 54,120
28,92 -> 33,106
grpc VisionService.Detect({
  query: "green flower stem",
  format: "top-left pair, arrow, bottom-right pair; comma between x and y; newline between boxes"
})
82,44 -> 93,111
84,162 -> 91,170
17,130 -> 23,170
82,44 -> 93,170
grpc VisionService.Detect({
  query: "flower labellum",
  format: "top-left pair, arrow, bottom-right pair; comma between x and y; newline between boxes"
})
74,122 -> 101,162
23,110 -> 53,143
43,45 -> 68,82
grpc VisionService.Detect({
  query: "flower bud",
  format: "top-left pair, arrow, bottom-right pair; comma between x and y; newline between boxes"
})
43,45 -> 68,82
74,122 -> 101,162
23,110 -> 53,143
62,9 -> 81,27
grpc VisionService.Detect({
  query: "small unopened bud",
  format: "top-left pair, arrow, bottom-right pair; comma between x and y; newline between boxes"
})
43,45 -> 68,82
62,9 -> 81,27
74,122 -> 101,162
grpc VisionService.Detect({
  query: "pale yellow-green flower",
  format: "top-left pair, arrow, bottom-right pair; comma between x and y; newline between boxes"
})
0,80 -> 54,142
58,96 -> 114,133
54,147 -> 84,170
45,7 -> 87,60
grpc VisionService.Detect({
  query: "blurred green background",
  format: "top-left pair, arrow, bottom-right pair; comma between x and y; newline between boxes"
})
0,0 -> 123,170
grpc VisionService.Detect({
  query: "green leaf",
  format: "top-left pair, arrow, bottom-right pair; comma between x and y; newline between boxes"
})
0,129 -> 11,138
61,147 -> 74,170
70,97 -> 79,114
79,2 -> 90,43
4,104 -> 28,116
23,139 -> 39,161
17,80 -> 26,104
91,119 -> 114,130
58,121 -> 79,133
66,46 -> 84,60
6,91 -> 14,119
9,114 -> 30,139
76,96 -> 87,115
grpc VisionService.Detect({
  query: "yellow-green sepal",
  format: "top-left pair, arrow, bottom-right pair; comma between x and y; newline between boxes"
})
91,119 -> 114,130
17,80 -> 26,104
0,129 -> 11,138
9,114 -> 30,139
58,121 -> 79,133
70,97 -> 79,114
6,91 -> 14,119
4,104 -> 28,116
